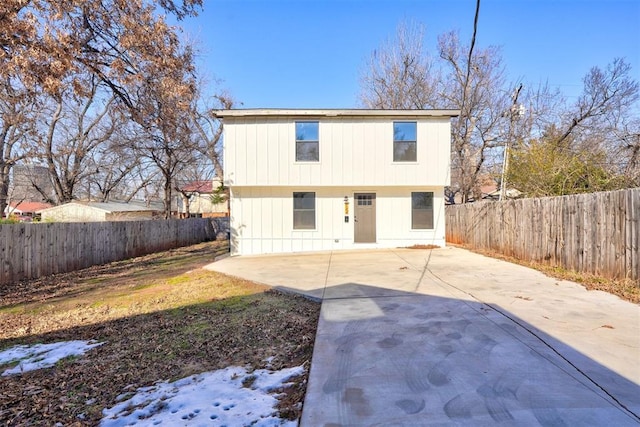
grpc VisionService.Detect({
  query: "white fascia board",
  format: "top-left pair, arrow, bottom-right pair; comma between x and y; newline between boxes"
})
212,109 -> 460,119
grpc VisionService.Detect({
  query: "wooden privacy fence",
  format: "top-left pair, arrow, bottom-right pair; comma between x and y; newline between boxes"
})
0,218 -> 229,286
446,188 -> 639,284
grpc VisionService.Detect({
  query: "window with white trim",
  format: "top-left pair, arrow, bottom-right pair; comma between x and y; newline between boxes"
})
295,121 -> 319,161
411,192 -> 434,229
393,121 -> 417,162
293,192 -> 316,229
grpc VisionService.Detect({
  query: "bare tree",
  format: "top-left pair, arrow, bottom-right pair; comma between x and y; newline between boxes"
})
614,118 -> 640,186
138,124 -> 202,218
359,21 -> 438,109
557,58 -> 639,148
166,88 -> 236,218
506,59 -> 640,196
134,73 -> 202,218
560,59 -> 639,186
1,1 -> 244,216
515,82 -> 565,144
438,30 -> 510,203
360,13 -> 639,200
359,7 -> 514,203
83,128 -> 150,202
0,77 -> 36,216
193,93 -> 235,180
36,77 -> 118,203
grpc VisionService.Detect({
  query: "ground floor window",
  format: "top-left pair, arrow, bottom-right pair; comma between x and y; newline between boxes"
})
293,192 -> 315,229
411,192 -> 434,229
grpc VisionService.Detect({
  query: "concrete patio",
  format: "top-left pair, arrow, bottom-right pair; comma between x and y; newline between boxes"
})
206,246 -> 640,425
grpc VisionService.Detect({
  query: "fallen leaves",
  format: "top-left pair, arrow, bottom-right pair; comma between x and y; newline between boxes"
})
0,241 -> 320,425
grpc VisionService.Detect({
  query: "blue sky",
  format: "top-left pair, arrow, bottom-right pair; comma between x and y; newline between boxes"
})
179,0 -> 640,108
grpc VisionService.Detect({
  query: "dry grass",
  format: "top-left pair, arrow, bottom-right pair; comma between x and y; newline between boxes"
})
450,243 -> 640,304
0,241 -> 320,425
406,244 -> 441,250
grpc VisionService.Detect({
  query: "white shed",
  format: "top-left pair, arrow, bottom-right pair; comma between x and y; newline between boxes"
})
39,201 -> 164,222
214,109 -> 459,256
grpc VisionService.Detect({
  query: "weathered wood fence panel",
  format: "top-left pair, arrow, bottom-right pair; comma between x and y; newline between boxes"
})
0,218 -> 229,286
446,188 -> 639,284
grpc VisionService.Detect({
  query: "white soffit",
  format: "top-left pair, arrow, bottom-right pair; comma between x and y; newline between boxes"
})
212,109 -> 460,118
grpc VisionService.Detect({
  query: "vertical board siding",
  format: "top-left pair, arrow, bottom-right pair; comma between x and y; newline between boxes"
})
224,117 -> 452,187
0,218 -> 228,286
229,186 -> 446,255
445,188 -> 640,284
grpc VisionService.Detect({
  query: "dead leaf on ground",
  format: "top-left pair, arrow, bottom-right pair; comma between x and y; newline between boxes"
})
0,241 -> 320,426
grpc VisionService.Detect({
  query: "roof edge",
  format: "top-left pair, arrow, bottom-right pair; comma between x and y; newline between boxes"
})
212,108 -> 460,118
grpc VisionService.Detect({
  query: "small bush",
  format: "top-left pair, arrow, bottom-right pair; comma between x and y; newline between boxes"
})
0,216 -> 19,224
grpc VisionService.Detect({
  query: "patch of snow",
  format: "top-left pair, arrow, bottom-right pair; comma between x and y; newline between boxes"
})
264,356 -> 275,368
100,365 -> 305,427
0,340 -> 104,376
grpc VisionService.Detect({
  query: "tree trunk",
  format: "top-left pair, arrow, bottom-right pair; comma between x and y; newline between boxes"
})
163,180 -> 172,220
0,163 -> 10,218
183,194 -> 190,218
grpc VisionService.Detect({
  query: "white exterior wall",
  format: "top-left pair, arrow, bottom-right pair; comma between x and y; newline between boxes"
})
224,117 -> 451,187
229,186 -> 446,256
40,203 -> 162,222
41,204 -> 107,222
222,111 -> 455,256
189,194 -> 228,214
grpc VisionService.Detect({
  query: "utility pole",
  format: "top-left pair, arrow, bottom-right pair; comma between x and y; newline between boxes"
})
500,84 -> 524,201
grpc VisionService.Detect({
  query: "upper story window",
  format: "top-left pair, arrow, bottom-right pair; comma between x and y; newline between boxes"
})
295,121 -> 319,162
393,121 -> 417,162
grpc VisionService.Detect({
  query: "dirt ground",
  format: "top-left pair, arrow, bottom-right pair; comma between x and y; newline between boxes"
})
0,241 -> 321,425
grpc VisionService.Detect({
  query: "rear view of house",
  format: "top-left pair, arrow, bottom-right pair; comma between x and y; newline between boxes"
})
215,109 -> 459,256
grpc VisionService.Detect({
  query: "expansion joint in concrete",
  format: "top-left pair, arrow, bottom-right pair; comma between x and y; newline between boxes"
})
320,251 -> 333,301
426,267 -> 640,423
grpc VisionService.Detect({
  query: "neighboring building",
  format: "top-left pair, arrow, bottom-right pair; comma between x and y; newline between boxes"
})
177,179 -> 229,218
9,165 -> 54,203
215,109 -> 459,256
4,201 -> 53,221
482,187 -> 523,201
38,201 -> 165,222
477,177 -> 523,201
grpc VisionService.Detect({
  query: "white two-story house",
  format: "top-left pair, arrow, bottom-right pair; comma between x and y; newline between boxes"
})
214,109 -> 459,256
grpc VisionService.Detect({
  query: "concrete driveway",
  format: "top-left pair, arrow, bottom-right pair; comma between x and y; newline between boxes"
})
206,247 -> 640,425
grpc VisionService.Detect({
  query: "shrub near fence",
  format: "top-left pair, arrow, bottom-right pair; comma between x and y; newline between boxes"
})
445,188 -> 639,284
0,218 -> 229,286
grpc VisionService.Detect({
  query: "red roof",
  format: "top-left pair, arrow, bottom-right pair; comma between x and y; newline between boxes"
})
479,183 -> 498,195
180,180 -> 214,193
8,201 -> 53,213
